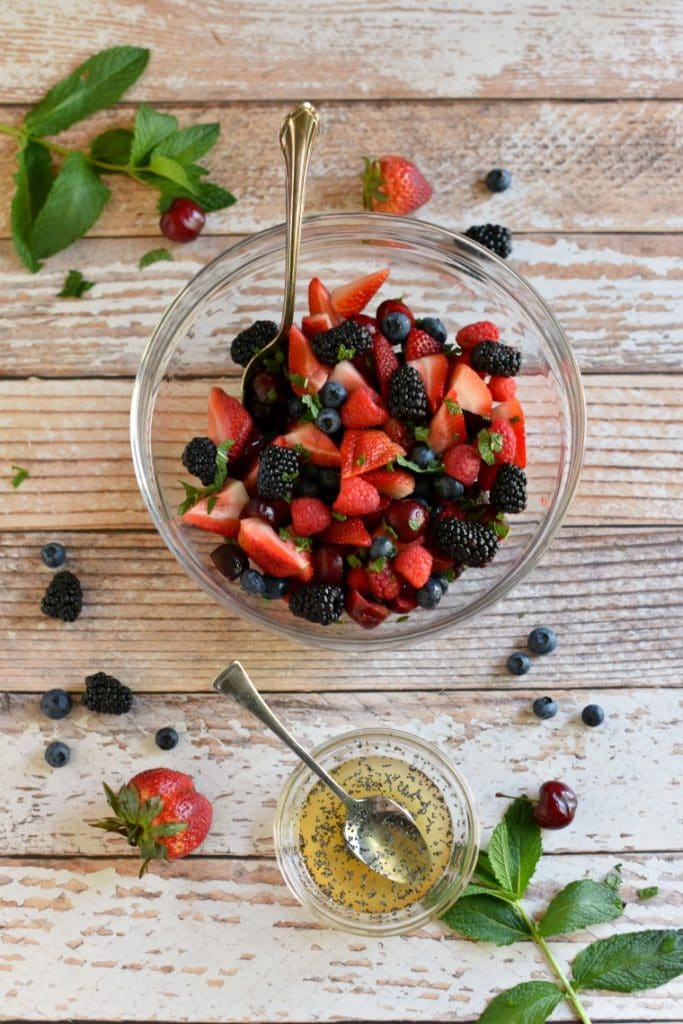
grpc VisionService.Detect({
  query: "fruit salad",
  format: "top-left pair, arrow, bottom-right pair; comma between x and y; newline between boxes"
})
177,269 -> 527,630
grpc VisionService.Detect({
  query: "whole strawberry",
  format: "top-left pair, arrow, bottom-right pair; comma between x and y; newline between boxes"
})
362,155 -> 432,215
92,768 -> 212,876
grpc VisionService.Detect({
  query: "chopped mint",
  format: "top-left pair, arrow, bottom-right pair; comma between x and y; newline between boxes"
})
331,510 -> 347,522
413,425 -> 430,442
138,247 -> 173,269
58,268 -> 94,297
445,397 -> 461,415
10,464 -> 29,488
337,343 -> 355,361
368,556 -> 386,573
396,614 -> 410,623
637,886 -> 659,901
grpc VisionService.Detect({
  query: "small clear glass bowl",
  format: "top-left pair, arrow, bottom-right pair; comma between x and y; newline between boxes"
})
130,213 -> 585,650
273,728 -> 479,936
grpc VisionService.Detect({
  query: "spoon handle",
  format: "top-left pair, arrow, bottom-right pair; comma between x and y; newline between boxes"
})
213,661 -> 354,809
278,102 -> 321,331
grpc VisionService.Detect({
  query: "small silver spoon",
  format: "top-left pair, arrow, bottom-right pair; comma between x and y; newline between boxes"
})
241,101 -> 321,412
212,661 -> 432,886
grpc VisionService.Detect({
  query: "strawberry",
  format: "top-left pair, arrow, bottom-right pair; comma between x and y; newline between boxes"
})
341,386 -> 388,429
340,429 -> 406,478
394,545 -> 433,589
456,320 -> 500,350
447,362 -> 493,416
181,479 -> 249,537
443,444 -> 482,486
333,476 -> 381,517
287,324 -> 329,396
330,359 -> 368,394
207,387 -> 253,459
277,422 -> 341,467
321,516 -> 372,547
489,375 -> 517,402
362,155 -> 432,215
291,497 -> 332,535
366,565 -> 401,602
362,467 -> 415,499
405,327 -> 443,360
330,268 -> 390,318
345,588 -> 391,628
301,311 -> 333,338
408,353 -> 449,413
383,415 -> 413,449
293,548 -> 315,583
372,331 -> 400,399
238,517 -> 311,577
492,397 -> 526,468
92,768 -> 212,876
308,276 -> 342,323
428,388 -> 467,455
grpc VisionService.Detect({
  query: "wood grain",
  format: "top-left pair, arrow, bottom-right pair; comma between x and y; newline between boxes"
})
2,1 -> 682,101
1,234 -> 682,377
0,855 -> 680,1021
1,101 -> 682,236
1,528 -> 681,693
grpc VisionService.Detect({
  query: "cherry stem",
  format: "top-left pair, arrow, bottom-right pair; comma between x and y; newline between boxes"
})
495,791 -> 532,802
517,904 -> 593,1024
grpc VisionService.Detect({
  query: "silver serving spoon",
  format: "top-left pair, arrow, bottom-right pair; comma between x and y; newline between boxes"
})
213,661 -> 432,886
241,101 -> 321,411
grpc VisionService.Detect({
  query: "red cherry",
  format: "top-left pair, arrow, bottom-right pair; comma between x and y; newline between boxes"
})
160,198 -> 206,242
345,589 -> 390,629
388,583 -> 418,613
376,298 -> 415,329
533,781 -> 578,829
239,498 -> 290,528
313,545 -> 345,585
386,499 -> 429,542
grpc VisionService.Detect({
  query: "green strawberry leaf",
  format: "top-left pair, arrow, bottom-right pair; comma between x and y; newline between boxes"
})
478,981 -> 563,1023
538,879 -> 623,938
572,929 -> 683,992
129,103 -> 179,165
28,152 -> 110,260
441,894 -> 532,946
10,141 -> 55,272
90,127 -> 133,166
487,798 -> 542,899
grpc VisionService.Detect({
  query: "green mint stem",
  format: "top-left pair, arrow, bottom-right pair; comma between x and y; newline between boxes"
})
518,904 -> 593,1024
0,121 -> 144,180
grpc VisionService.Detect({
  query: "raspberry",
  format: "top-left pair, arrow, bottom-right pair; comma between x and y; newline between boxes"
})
456,321 -> 500,350
489,375 -> 517,402
394,546 -> 433,589
290,497 -> 332,535
366,565 -> 401,602
443,444 -> 482,486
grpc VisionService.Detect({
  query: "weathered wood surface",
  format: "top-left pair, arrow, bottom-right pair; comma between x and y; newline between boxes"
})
1,101 -> 682,236
1,690 -> 681,856
0,855 -> 680,1022
2,528 -> 681,693
2,1 -> 683,101
1,234 -> 682,377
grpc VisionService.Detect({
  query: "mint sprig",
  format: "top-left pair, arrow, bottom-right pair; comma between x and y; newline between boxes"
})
177,440 -> 233,515
0,47 -> 236,272
442,797 -> 683,1022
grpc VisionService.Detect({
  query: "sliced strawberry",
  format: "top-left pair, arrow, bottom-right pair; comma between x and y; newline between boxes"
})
341,386 -> 388,429
372,331 -> 400,399
290,497 -> 332,536
394,545 -> 433,589
301,312 -> 333,339
405,327 -> 443,360
287,324 -> 329,396
278,422 -> 341,468
293,549 -> 315,583
340,429 -> 406,478
321,517 -> 372,547
182,479 -> 249,537
489,375 -> 517,402
428,387 -> 467,454
447,362 -> 493,417
238,517 -> 310,578
407,353 -> 448,413
492,397 -> 526,468
330,359 -> 368,395
207,387 -> 253,459
345,589 -> 391,629
443,444 -> 482,486
362,468 -> 415,499
308,276 -> 342,324
456,320 -> 500,350
383,415 -> 413,450
330,268 -> 390,318
333,476 -> 381,517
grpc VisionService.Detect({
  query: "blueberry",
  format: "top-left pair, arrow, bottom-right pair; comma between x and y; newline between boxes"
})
155,727 -> 179,750
288,396 -> 306,419
296,476 -> 320,498
262,575 -> 289,600
319,381 -> 347,409
582,704 -> 605,728
240,569 -> 267,596
485,168 -> 512,193
40,688 -> 72,720
433,475 -> 464,501
417,578 -> 443,609
41,542 -> 66,569
45,741 -> 70,768
410,444 -> 436,469
507,651 -> 531,676
432,572 -> 451,594
527,626 -> 557,655
416,317 -> 447,344
532,696 -> 558,719
369,535 -> 397,560
380,311 -> 411,344
316,408 -> 341,435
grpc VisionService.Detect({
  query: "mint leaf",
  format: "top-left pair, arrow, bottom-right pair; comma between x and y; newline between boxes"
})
10,465 -> 29,488
58,269 -> 94,298
130,104 -> 178,165
10,141 -> 54,271
139,247 -> 173,270
413,425 -> 430,442
478,981 -> 563,1023
477,428 -> 497,466
572,929 -> 683,992
24,46 -> 149,137
487,798 -> 542,899
441,894 -> 531,946
147,152 -> 195,191
346,553 -> 362,567
605,863 -> 623,890
194,180 -> 237,212
538,879 -> 623,937
368,556 -> 386,572
638,886 -> 659,901
90,127 -> 133,166
154,123 -> 219,164
155,177 -> 236,214
445,397 -> 461,415
396,454 -> 443,475
28,152 -> 110,260
396,614 -> 410,622
300,393 -> 321,422
473,850 -> 502,889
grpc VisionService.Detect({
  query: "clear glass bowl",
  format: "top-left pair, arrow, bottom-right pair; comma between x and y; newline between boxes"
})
273,728 -> 479,936
131,213 -> 585,651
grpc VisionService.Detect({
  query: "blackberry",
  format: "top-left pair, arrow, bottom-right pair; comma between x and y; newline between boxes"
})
490,464 -> 527,513
230,320 -> 278,367
311,321 -> 372,366
83,672 -> 133,714
432,516 -> 498,567
470,341 -> 521,377
465,223 -> 512,259
289,583 -> 344,625
41,570 -> 82,622
181,436 -> 217,486
256,445 -> 299,500
388,365 -> 428,421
